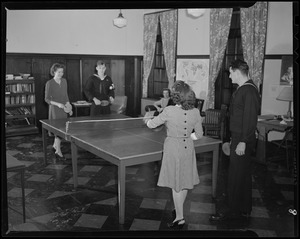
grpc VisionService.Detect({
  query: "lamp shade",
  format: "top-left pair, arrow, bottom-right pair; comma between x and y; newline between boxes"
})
276,87 -> 293,102
113,11 -> 127,28
187,9 -> 206,17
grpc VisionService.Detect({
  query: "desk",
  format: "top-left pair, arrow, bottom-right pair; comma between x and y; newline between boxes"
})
40,116 -> 221,224
6,153 -> 26,223
256,115 -> 293,164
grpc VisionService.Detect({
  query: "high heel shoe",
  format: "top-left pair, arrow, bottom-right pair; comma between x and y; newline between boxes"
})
167,218 -> 185,229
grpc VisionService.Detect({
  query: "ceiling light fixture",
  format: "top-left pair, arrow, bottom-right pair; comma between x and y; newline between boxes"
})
113,10 -> 127,28
187,9 -> 206,18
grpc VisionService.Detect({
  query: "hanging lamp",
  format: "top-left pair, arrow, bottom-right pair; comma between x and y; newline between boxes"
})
187,9 -> 206,18
113,10 -> 127,28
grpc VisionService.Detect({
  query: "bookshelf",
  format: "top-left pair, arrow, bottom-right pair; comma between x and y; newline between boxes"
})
5,74 -> 39,136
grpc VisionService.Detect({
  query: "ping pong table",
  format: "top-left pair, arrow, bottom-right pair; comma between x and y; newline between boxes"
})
40,115 -> 221,224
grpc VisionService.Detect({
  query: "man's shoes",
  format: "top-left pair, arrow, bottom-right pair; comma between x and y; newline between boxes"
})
241,212 -> 251,219
209,212 -> 227,221
209,212 -> 245,222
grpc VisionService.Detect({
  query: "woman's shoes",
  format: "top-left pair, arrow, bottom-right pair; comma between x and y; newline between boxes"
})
167,218 -> 185,229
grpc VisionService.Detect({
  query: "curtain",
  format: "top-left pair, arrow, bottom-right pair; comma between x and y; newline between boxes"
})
142,14 -> 159,98
207,8 -> 233,109
240,2 -> 268,88
160,9 -> 178,90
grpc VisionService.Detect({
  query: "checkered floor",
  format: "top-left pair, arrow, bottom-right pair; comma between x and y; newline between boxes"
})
4,134 -> 296,236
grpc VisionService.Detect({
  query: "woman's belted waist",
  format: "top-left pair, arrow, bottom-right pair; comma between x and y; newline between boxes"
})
167,135 -> 190,138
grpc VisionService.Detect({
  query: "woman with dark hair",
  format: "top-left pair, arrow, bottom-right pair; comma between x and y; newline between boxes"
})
144,80 -> 203,229
45,63 -> 73,160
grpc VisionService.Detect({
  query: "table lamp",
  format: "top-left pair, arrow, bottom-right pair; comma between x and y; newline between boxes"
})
276,86 -> 293,119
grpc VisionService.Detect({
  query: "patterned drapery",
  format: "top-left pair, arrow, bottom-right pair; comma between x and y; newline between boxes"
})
240,2 -> 268,88
142,14 -> 159,98
207,8 -> 233,109
160,9 -> 178,90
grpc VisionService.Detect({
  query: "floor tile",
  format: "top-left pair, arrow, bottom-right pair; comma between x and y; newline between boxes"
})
46,164 -> 68,170
73,213 -> 107,229
94,197 -> 118,206
80,165 -> 103,172
192,185 -> 212,195
129,218 -> 161,230
251,206 -> 270,218
273,176 -> 294,185
10,222 -> 41,231
8,188 -> 34,197
17,143 -> 36,148
250,228 -> 277,237
140,198 -> 167,210
64,177 -> 91,185
7,172 -> 18,179
28,212 -> 57,224
4,134 -> 296,236
126,167 -> 139,175
188,223 -> 217,230
27,174 -> 53,182
190,202 -> 215,214
281,191 -> 294,201
47,191 -> 76,199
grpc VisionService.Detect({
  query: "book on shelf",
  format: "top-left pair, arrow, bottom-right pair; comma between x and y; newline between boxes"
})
6,74 -> 14,80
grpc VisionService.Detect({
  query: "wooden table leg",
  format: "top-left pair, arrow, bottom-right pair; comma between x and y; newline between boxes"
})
42,127 -> 47,165
118,163 -> 126,224
21,169 -> 26,223
71,140 -> 78,188
212,145 -> 219,198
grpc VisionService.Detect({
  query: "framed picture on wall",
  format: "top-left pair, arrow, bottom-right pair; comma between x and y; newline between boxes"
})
176,58 -> 209,101
280,55 -> 293,85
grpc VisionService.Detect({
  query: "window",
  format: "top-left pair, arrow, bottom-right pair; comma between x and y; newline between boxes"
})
147,20 -> 168,99
215,8 -> 244,108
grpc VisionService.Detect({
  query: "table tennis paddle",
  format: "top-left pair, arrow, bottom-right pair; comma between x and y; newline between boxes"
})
64,103 -> 72,113
100,100 -> 110,106
222,142 -> 230,156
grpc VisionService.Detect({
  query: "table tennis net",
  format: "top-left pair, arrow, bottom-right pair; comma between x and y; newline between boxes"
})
65,117 -> 149,133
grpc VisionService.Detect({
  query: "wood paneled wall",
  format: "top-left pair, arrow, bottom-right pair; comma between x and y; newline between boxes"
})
6,53 -> 143,131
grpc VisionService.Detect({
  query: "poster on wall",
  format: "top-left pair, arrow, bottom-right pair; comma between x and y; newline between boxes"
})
176,58 -> 209,100
280,55 -> 293,85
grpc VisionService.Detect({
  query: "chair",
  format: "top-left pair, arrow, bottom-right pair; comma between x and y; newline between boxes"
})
270,126 -> 295,170
110,96 -> 127,114
202,104 -> 228,141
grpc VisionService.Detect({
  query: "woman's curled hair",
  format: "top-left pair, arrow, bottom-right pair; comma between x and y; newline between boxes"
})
171,80 -> 196,110
50,63 -> 65,76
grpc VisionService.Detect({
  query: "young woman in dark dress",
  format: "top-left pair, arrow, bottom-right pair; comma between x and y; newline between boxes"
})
45,63 -> 72,159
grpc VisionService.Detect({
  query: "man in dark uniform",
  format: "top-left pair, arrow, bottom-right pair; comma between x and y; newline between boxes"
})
210,59 -> 261,221
84,60 -> 115,116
